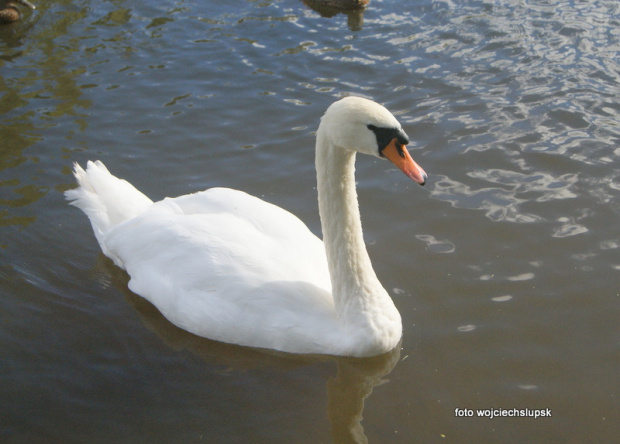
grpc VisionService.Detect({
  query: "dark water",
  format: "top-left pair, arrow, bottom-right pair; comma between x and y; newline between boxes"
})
1,0 -> 619,442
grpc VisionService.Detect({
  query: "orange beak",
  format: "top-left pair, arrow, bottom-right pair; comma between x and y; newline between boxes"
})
382,138 -> 427,185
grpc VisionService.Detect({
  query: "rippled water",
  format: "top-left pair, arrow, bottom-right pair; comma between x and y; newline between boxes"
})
1,0 -> 619,442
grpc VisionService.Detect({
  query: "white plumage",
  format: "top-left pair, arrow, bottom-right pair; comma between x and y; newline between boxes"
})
66,97 -> 427,357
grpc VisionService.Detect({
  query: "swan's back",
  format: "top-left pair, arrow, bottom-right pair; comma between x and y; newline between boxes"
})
107,187 -> 332,297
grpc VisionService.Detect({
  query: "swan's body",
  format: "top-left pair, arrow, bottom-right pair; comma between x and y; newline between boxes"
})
0,0 -> 35,24
66,97 -> 427,357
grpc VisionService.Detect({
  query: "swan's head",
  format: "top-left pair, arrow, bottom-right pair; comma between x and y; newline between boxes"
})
319,96 -> 427,185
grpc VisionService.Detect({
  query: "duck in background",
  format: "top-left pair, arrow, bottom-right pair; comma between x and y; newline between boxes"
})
303,0 -> 369,30
307,0 -> 368,9
0,0 -> 35,25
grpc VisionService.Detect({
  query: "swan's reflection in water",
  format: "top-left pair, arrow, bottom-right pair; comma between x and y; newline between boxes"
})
327,352 -> 399,443
104,257 -> 400,444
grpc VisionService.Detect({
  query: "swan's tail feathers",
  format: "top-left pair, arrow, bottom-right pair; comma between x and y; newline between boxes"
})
65,161 -> 153,258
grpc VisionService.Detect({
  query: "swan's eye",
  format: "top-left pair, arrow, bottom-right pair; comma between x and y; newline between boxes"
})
367,124 -> 410,156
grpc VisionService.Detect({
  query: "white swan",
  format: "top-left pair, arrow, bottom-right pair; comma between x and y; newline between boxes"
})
66,96 -> 427,357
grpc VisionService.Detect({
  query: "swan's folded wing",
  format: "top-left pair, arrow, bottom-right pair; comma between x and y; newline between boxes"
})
102,187 -> 338,350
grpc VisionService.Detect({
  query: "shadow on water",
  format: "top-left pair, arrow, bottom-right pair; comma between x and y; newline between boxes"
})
0,0 -> 91,230
101,255 -> 400,444
0,10 -> 40,228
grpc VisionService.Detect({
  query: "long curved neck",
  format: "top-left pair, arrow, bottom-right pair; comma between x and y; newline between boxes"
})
315,130 -> 385,317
